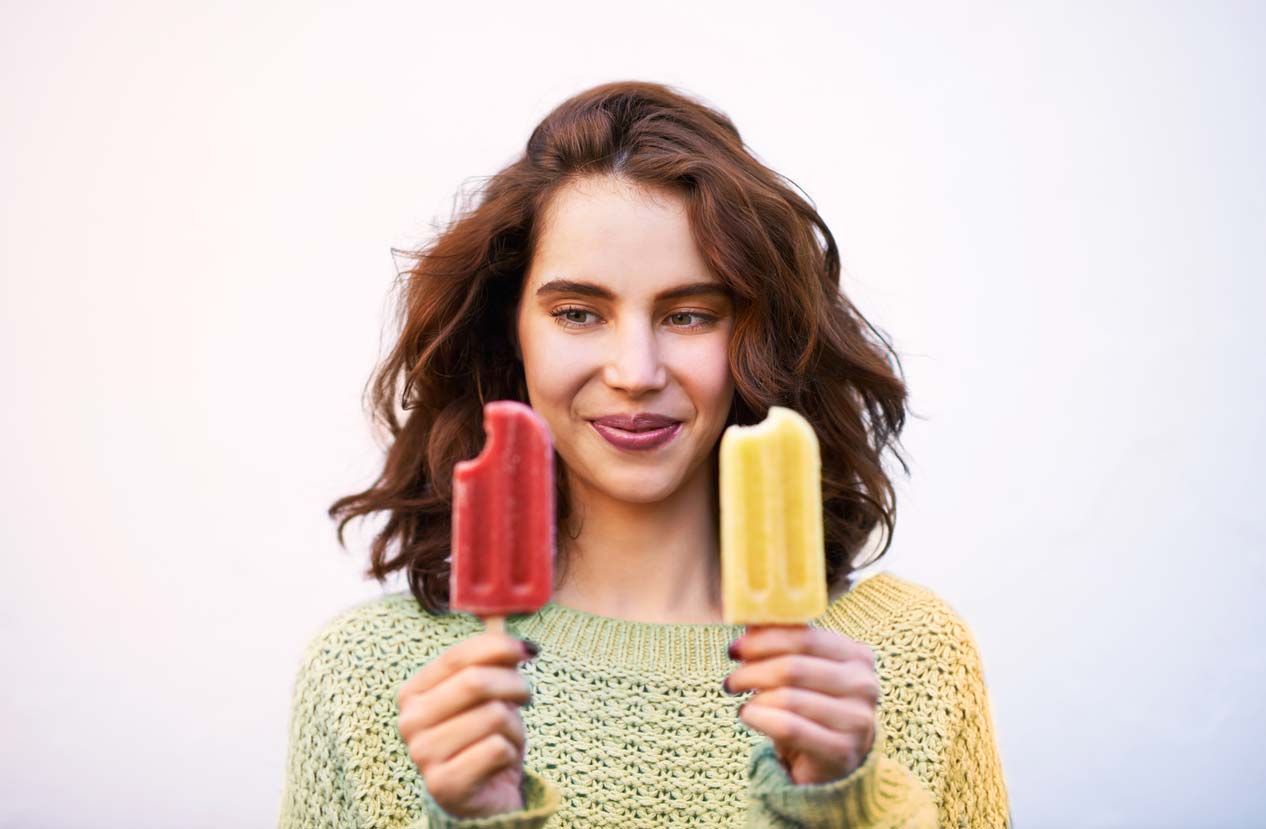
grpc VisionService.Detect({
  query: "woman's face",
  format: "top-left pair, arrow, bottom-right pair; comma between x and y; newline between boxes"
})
515,175 -> 735,507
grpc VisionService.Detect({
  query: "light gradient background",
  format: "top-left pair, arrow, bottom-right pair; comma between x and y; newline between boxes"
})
2,2 -> 1263,827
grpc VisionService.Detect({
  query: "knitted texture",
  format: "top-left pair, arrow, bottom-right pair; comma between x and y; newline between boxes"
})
277,572 -> 1011,828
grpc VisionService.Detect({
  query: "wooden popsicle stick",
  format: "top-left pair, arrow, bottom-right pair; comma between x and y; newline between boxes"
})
483,615 -> 506,635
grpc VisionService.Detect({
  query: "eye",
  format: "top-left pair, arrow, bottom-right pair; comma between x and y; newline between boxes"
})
666,311 -> 717,328
551,306 -> 599,328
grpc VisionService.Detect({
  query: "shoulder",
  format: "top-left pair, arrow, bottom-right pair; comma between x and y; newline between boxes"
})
289,592 -> 482,698
820,571 -> 989,671
825,570 -> 998,719
301,592 -> 474,655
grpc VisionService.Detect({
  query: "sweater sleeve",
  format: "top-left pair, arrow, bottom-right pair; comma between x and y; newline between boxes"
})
417,770 -> 561,829
743,721 -> 938,828
277,637 -> 355,828
932,611 -> 1012,828
276,629 -> 562,829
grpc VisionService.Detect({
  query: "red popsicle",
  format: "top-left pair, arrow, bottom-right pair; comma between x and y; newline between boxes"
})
450,400 -> 556,632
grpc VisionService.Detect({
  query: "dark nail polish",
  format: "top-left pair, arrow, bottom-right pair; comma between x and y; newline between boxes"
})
722,676 -> 735,695
727,640 -> 741,661
521,639 -> 540,658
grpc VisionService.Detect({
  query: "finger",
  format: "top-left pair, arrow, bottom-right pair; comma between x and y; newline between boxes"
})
422,732 -> 522,806
406,699 -> 527,768
400,665 -> 531,732
733,625 -> 873,666
745,686 -> 877,733
398,633 -> 532,705
726,654 -> 875,697
739,700 -> 870,768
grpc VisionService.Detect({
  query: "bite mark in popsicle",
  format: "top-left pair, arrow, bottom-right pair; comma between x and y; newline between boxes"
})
719,406 -> 828,625
451,401 -> 556,629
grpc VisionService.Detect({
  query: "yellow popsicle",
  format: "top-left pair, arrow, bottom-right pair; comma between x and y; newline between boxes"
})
719,406 -> 828,624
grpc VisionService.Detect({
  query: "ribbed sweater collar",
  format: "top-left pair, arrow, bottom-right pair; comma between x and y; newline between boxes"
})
505,572 -> 912,678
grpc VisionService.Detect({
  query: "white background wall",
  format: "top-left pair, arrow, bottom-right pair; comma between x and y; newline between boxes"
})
3,2 -> 1262,827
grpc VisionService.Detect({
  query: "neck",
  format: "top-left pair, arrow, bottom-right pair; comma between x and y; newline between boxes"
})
552,460 -> 724,624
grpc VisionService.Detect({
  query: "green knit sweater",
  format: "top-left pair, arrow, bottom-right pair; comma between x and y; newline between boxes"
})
277,571 -> 1011,827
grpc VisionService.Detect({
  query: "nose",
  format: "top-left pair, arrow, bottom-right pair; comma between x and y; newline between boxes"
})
602,320 -> 667,396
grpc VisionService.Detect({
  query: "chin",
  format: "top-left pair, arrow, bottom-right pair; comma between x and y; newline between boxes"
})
591,468 -> 684,505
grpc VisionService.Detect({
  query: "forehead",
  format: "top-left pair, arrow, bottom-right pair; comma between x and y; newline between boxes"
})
527,176 -> 717,293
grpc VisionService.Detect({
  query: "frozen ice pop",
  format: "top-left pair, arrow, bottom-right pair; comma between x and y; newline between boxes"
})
450,400 -> 556,630
719,406 -> 828,624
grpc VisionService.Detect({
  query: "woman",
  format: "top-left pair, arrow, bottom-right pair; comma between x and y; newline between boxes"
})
279,81 -> 1011,828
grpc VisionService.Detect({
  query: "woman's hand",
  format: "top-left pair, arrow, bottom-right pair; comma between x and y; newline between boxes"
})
396,631 -> 538,818
724,625 -> 880,786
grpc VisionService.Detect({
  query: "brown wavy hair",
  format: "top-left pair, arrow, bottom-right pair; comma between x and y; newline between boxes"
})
329,80 -> 912,615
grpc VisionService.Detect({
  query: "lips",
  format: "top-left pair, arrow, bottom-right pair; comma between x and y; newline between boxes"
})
589,413 -> 683,451
591,413 -> 681,432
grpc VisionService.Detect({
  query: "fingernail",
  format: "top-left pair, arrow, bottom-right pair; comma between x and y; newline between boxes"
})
722,676 -> 736,695
727,639 -> 742,660
520,639 -> 540,658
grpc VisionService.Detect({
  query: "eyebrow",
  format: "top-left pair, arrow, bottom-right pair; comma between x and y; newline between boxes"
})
535,279 -> 730,302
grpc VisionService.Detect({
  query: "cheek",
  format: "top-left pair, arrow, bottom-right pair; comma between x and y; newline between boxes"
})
670,335 -> 734,414
519,320 -> 594,408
